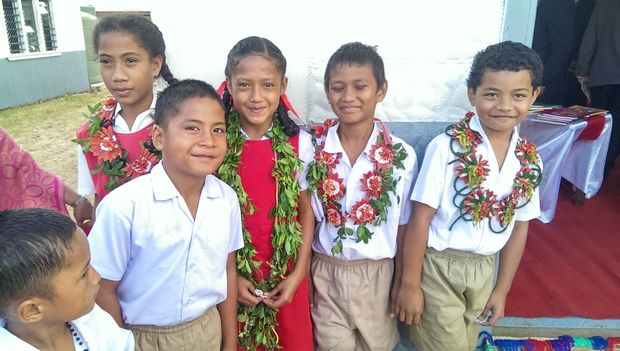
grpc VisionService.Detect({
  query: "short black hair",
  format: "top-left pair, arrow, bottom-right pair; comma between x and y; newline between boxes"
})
0,208 -> 76,312
154,79 -> 225,127
466,41 -> 543,91
324,42 -> 386,91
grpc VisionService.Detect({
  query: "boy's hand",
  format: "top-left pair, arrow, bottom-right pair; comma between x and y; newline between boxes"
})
263,272 -> 303,309
392,285 -> 424,325
237,276 -> 262,307
477,290 -> 506,326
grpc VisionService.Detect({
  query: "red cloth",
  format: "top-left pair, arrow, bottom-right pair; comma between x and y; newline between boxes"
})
0,128 -> 67,213
576,115 -> 606,141
76,121 -> 155,199
238,134 -> 313,351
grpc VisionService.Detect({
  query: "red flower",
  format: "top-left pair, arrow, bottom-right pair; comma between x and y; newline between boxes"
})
122,147 -> 158,179
463,188 -> 497,223
369,142 -> 395,171
360,171 -> 385,197
318,173 -> 345,201
98,98 -> 116,121
90,126 -> 122,161
515,139 -> 538,164
311,125 -> 326,139
350,199 -> 376,225
325,204 -> 345,227
455,152 -> 490,188
316,149 -> 339,168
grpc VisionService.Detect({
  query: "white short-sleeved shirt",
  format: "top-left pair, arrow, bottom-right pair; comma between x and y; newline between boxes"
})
77,100 -> 156,196
411,114 -> 541,255
88,162 -> 244,326
311,122 -> 418,260
240,127 -> 314,191
0,305 -> 134,351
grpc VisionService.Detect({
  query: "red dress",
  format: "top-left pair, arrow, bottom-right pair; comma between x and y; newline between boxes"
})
238,134 -> 313,351
76,121 -> 155,200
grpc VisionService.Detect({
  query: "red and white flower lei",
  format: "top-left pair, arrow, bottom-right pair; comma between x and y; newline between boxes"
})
446,112 -> 542,233
308,118 -> 407,254
73,97 -> 161,190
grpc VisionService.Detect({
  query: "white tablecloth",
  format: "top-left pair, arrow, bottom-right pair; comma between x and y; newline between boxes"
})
519,114 -> 612,223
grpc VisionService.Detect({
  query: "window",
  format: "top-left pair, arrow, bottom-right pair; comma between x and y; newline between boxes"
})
2,0 -> 56,54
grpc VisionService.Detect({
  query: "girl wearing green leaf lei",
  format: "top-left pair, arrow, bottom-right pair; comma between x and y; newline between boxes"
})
216,37 -> 315,351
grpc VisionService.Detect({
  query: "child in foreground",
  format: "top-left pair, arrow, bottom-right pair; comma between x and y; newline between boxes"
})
0,208 -> 134,350
89,79 -> 243,351
394,41 -> 543,351
308,42 -> 418,350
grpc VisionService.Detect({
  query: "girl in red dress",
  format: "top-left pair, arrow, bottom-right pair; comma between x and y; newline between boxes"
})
218,36 -> 314,351
74,15 -> 177,228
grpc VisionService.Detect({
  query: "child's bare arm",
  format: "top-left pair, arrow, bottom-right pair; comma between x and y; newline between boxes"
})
218,252 -> 239,351
264,190 -> 315,309
393,201 -> 436,325
390,224 -> 407,312
479,220 -> 529,326
96,278 -> 123,327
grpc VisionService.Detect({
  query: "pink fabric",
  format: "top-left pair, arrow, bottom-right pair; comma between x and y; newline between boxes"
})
0,128 -> 67,213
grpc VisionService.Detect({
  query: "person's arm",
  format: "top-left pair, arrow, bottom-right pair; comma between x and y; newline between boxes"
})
64,185 -> 93,230
393,202 -> 436,325
390,224 -> 407,314
264,190 -> 315,309
217,252 -> 239,351
576,1 -> 600,77
479,220 -> 529,326
96,278 -> 123,327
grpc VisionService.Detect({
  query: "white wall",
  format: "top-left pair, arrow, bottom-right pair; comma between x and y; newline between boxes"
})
0,0 -> 85,57
82,0 -> 537,122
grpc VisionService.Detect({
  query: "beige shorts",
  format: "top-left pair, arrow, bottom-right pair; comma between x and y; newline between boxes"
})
126,306 -> 221,351
311,253 -> 399,351
410,248 -> 495,351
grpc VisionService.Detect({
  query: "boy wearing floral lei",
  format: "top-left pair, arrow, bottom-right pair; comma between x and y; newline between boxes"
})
307,42 -> 418,351
74,15 -> 177,229
394,41 -> 543,351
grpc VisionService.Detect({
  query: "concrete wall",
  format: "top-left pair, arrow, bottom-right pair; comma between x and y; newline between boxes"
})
82,0 -> 537,122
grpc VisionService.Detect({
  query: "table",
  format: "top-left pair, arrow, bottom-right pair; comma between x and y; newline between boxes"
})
519,114 -> 612,223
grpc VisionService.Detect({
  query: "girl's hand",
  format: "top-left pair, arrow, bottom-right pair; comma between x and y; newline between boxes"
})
477,290 -> 506,326
262,272 -> 304,309
73,199 -> 94,230
237,276 -> 262,307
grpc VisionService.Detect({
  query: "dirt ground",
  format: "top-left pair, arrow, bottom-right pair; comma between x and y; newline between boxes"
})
0,89 -> 109,189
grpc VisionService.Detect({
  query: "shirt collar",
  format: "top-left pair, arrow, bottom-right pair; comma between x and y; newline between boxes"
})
470,113 -> 520,148
151,162 -> 224,201
113,98 -> 156,131
239,123 -> 273,141
323,122 -> 380,156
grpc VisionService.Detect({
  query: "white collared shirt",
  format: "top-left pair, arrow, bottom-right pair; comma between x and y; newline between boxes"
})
411,114 -> 541,255
88,162 -> 244,326
240,127 -> 314,191
77,99 -> 156,196
311,122 -> 418,260
0,305 -> 134,351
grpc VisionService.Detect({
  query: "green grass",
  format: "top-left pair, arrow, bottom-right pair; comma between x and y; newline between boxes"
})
0,89 -> 110,189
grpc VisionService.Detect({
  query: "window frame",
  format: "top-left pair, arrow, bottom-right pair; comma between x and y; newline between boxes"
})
2,0 -> 58,57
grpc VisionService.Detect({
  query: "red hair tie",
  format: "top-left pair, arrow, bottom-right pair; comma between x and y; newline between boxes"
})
216,81 -> 227,97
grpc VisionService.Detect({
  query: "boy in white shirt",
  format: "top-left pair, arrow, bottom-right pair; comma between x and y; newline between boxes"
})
0,208 -> 134,351
394,41 -> 544,350
308,42 -> 418,350
89,79 -> 244,351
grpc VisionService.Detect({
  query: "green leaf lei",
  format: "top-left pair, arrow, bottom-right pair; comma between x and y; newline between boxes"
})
217,110 -> 303,351
306,118 -> 408,254
446,112 -> 542,233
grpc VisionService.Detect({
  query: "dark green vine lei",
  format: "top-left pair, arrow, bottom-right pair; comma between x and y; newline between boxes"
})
217,111 -> 303,350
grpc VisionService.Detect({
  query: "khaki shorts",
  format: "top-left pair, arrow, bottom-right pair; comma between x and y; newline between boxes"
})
311,253 -> 399,351
127,306 -> 221,351
410,248 -> 495,351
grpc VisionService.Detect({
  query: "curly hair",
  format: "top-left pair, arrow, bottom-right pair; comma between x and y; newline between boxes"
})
466,41 -> 543,91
